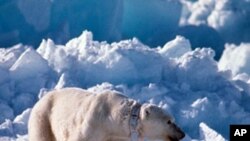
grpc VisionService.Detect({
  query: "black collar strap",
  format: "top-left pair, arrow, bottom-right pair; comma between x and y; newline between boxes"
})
129,103 -> 141,141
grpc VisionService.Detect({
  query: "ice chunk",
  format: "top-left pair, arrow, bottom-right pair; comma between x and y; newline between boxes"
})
0,109 -> 31,138
9,48 -> 52,94
13,109 -> 31,126
0,45 -> 26,69
66,30 -> 94,52
176,48 -> 222,91
37,39 -> 69,74
16,135 -> 28,141
191,97 -> 208,110
13,109 -> 31,135
199,122 -> 226,141
159,36 -> 191,58
207,0 -> 250,43
54,73 -> 77,89
10,48 -> 49,80
37,39 -> 56,61
0,120 -> 13,137
185,0 -> 215,26
218,43 -> 250,76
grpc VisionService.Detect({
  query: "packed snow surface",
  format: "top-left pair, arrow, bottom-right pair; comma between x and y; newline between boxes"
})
218,43 -> 250,76
1,31 -> 250,140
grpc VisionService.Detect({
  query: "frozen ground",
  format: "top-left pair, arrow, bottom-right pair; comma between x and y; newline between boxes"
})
1,31 -> 250,140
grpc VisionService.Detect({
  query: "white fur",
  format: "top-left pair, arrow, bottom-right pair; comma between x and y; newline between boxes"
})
28,88 -> 185,141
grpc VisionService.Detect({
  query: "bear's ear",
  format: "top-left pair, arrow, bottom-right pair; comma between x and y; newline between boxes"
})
143,105 -> 152,119
145,109 -> 150,118
141,104 -> 154,120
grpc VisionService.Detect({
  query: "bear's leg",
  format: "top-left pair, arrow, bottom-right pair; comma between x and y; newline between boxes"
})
107,139 -> 130,141
28,113 -> 55,141
78,125 -> 110,141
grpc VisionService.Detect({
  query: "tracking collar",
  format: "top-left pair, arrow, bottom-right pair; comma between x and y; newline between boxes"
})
129,103 -> 141,141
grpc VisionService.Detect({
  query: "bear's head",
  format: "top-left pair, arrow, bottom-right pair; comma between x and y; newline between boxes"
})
139,104 -> 185,141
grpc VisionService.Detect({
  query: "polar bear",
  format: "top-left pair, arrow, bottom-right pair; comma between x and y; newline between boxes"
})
28,87 -> 185,141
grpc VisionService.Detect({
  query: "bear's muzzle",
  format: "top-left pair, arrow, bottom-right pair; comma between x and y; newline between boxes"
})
168,123 -> 185,141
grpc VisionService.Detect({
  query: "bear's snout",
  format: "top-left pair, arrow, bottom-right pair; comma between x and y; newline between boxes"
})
171,123 -> 185,140
177,128 -> 185,139
167,130 -> 185,141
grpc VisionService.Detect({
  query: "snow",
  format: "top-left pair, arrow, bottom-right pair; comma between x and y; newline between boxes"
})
0,0 -> 226,61
1,30 -> 250,140
159,36 -> 191,58
2,0 -> 249,62
207,0 -> 250,43
10,48 -> 50,81
218,43 -> 250,76
199,122 -> 226,141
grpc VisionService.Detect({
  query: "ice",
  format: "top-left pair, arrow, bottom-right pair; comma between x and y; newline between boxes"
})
9,48 -> 54,95
17,0 -> 51,32
10,48 -> 50,80
1,31 -> 250,140
1,0 -> 249,61
0,45 -> 26,69
0,67 -> 14,103
122,0 -> 182,46
13,109 -> 31,136
0,46 -> 56,120
182,0 -> 250,44
0,0 -> 123,47
0,68 -> 9,86
191,97 -> 208,109
0,0 -> 184,48
207,0 -> 250,43
176,25 -> 225,60
0,120 -> 13,137
218,43 -> 250,76
0,109 -> 31,139
54,73 -> 68,90
11,94 -> 34,115
0,103 -> 14,124
37,39 -> 68,74
181,0 -> 215,26
176,48 -> 223,91
159,36 -> 191,58
199,122 -> 226,141
41,31 -> 165,87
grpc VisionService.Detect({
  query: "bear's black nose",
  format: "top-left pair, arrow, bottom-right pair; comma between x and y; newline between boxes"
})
173,124 -> 185,139
179,130 -> 185,139
169,136 -> 179,141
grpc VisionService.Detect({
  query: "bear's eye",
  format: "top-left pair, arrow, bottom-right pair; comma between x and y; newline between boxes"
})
167,120 -> 171,124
